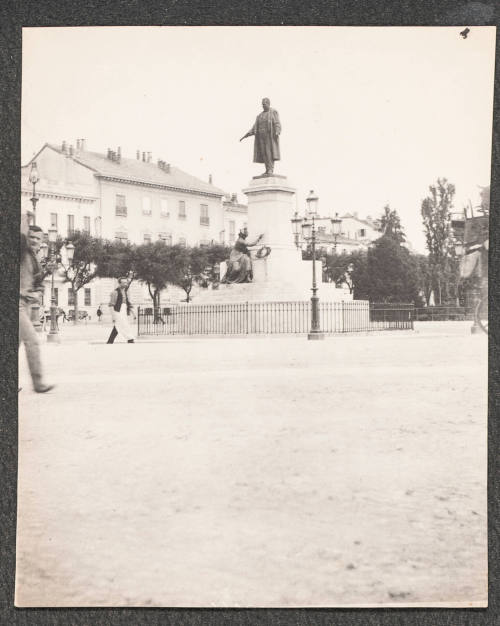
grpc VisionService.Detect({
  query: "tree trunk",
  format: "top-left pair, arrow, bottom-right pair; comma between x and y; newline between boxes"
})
153,290 -> 162,323
73,285 -> 79,324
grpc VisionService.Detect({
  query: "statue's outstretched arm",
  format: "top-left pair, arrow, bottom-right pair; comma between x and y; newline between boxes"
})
248,234 -> 264,247
240,121 -> 256,142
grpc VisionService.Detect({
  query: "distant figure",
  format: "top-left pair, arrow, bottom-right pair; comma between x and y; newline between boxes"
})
107,278 -> 136,344
19,226 -> 54,393
58,307 -> 67,323
240,97 -> 281,176
96,306 -> 103,322
221,228 -> 263,284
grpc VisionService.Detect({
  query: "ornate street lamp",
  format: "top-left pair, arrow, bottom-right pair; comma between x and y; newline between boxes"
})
46,227 -> 60,343
292,192 -> 345,340
28,161 -> 40,225
40,236 -> 75,341
28,161 -> 42,330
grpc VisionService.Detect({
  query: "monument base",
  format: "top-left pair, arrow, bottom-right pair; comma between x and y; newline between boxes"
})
196,174 -> 352,304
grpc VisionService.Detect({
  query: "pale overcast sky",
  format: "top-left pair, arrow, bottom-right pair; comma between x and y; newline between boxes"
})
22,26 -> 496,252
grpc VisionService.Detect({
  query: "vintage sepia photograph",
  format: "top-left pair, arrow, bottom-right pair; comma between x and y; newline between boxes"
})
16,25 -> 494,607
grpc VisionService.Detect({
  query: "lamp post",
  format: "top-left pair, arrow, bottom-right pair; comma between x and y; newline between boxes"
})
40,235 -> 75,342
28,161 -> 42,330
292,190 -> 341,341
46,228 -> 61,343
29,161 -> 40,225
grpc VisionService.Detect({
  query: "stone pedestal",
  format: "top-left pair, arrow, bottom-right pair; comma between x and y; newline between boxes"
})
244,175 -> 309,288
195,174 -> 351,304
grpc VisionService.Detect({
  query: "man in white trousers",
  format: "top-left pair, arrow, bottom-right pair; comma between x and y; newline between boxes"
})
107,277 -> 136,344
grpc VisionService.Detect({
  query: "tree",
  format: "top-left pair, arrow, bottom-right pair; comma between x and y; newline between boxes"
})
134,241 -> 179,320
59,230 -> 103,324
414,254 -> 433,306
169,246 -> 208,302
421,178 -> 456,304
353,235 -> 421,304
378,205 -> 406,243
323,250 -> 365,294
95,239 -> 138,286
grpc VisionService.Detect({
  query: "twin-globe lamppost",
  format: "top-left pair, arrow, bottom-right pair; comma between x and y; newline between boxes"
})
39,229 -> 75,343
292,190 -> 342,341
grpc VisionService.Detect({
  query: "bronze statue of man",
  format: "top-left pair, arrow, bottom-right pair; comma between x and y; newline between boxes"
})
240,98 -> 281,176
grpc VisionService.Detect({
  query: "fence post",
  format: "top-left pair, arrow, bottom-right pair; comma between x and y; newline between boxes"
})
137,306 -> 141,336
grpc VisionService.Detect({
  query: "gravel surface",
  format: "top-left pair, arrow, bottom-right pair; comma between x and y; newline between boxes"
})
16,323 -> 487,607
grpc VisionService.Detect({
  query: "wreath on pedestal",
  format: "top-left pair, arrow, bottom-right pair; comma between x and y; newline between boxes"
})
255,246 -> 272,259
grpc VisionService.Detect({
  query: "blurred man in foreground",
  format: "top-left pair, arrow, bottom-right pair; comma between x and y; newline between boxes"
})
19,225 -> 54,393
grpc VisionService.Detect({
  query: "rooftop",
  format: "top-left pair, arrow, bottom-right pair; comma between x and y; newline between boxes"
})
42,144 -> 227,198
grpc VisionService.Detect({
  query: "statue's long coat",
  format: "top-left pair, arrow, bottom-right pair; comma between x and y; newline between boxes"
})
248,108 -> 281,163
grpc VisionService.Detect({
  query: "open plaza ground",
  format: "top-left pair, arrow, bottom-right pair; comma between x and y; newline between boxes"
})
16,321 -> 487,607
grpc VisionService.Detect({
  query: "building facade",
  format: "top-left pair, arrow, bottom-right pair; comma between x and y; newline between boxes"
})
222,193 -> 248,245
21,141 -> 231,314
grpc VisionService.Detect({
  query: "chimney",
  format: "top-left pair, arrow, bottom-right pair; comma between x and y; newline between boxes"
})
107,148 -> 112,159
80,139 -> 86,151
62,140 -> 67,153
209,174 -> 213,184
231,193 -> 237,202
136,150 -> 140,160
69,145 -> 74,157
165,163 -> 170,173
117,147 -> 122,162
142,152 -> 146,162
147,152 -> 152,163
76,139 -> 81,150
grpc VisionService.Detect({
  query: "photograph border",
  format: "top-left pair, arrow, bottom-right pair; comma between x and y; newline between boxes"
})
1,1 -> 498,624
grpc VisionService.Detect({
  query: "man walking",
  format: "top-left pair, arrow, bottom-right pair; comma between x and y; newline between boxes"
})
19,225 -> 54,393
107,278 -> 136,344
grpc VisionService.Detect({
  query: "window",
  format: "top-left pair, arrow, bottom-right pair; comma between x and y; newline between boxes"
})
68,288 -> 75,306
50,213 -> 58,228
53,288 -> 58,306
200,239 -> 211,248
83,216 -> 91,233
158,232 -> 172,245
160,198 -> 169,218
67,214 -> 75,236
200,204 -> 209,226
229,220 -> 236,243
359,228 -> 366,238
115,194 -> 127,217
142,196 -> 152,216
115,231 -> 128,243
143,233 -> 152,244
84,288 -> 91,306
317,226 -> 326,235
178,237 -> 187,247
178,200 -> 186,219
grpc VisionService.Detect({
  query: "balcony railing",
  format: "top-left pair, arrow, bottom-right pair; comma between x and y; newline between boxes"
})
115,206 -> 127,217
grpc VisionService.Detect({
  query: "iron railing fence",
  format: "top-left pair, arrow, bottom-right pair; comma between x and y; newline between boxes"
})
414,306 -> 474,321
137,301 -> 414,336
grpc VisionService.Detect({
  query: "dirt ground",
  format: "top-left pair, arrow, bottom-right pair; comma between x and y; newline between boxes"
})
16,322 -> 488,607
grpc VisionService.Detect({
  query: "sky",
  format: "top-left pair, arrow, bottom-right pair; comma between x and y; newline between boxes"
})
21,26 -> 496,252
